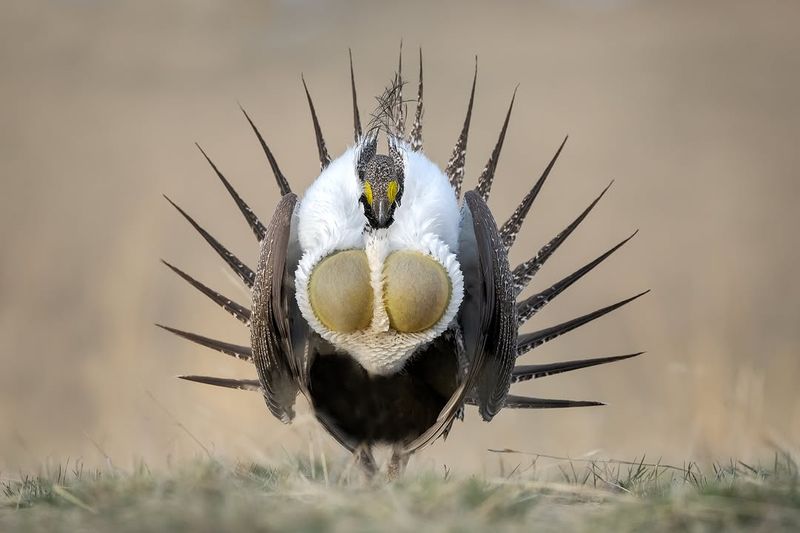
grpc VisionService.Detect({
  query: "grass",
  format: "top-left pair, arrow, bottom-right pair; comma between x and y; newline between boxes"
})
1,453 -> 798,532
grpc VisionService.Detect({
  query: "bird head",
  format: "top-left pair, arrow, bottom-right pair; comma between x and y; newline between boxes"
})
355,134 -> 405,229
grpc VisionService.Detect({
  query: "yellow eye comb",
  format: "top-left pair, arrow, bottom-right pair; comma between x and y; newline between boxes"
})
387,180 -> 399,204
363,181 -> 373,205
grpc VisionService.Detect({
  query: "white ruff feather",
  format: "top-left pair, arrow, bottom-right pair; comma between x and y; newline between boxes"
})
295,142 -> 463,375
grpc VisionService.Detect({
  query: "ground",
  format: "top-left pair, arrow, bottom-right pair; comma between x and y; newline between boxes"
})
2,454 -> 798,532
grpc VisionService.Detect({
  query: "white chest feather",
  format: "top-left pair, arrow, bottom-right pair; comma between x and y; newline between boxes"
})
294,145 -> 464,375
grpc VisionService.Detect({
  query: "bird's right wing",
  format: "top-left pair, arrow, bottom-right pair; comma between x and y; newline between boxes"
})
250,193 -> 310,423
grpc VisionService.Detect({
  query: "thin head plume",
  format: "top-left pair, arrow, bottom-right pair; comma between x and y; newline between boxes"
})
475,85 -> 518,202
410,47 -> 424,152
512,180 -> 613,297
445,57 -> 478,199
238,104 -> 291,196
368,74 -> 406,137
301,74 -> 331,170
349,49 -> 362,143
195,143 -> 266,242
516,230 -> 639,326
500,135 -> 568,250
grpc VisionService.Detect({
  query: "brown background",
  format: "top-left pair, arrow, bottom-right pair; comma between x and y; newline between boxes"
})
1,0 -> 799,473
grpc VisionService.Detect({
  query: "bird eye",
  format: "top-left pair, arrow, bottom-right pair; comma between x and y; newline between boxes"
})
387,180 -> 399,204
363,181 -> 373,205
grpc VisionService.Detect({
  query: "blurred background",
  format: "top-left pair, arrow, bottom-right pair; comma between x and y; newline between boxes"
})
1,0 -> 798,474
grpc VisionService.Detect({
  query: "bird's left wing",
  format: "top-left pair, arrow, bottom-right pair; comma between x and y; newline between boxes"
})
250,193 -> 310,423
460,190 -> 518,420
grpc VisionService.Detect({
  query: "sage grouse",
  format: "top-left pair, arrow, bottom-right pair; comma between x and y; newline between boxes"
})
160,50 -> 646,476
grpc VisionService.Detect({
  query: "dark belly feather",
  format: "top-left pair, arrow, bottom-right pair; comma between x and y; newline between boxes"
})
308,333 -> 459,445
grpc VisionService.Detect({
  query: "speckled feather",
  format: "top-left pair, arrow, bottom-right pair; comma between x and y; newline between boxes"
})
196,143 -> 267,242
250,194 -> 303,423
511,181 -> 612,297
511,352 -> 643,384
239,105 -> 292,196
498,136 -> 567,250
444,61 -> 477,200
162,260 -> 251,325
516,231 -> 637,326
475,87 -> 516,202
156,324 -> 252,361
409,48 -> 424,152
516,291 -> 649,357
164,195 -> 255,288
302,76 -> 332,170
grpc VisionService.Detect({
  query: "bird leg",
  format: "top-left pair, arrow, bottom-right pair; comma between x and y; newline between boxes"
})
354,445 -> 378,478
387,448 -> 409,480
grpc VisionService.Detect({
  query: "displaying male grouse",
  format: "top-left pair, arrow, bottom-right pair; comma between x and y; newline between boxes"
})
160,50 -> 646,477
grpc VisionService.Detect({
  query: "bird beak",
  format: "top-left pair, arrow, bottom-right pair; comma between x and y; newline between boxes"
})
374,196 -> 392,227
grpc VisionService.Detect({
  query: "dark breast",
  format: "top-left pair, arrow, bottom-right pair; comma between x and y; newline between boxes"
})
308,332 -> 460,446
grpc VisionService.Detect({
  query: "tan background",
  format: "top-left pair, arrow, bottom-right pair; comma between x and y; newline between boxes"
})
1,0 -> 799,473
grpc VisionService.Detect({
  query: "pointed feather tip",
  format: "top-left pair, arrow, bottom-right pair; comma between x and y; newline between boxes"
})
630,289 -> 651,300
160,258 -> 181,274
162,194 -> 181,212
606,289 -> 651,310
193,142 -> 224,177
398,39 -> 403,69
155,323 -> 176,334
194,141 -> 208,159
162,194 -> 196,225
238,102 -> 255,125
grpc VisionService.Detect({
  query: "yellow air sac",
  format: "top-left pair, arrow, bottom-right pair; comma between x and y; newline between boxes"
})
309,250 -> 373,332
383,251 -> 451,333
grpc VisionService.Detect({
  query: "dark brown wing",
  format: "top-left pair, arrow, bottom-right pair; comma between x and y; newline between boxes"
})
402,190 -> 517,453
461,191 -> 517,419
250,193 -> 308,423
